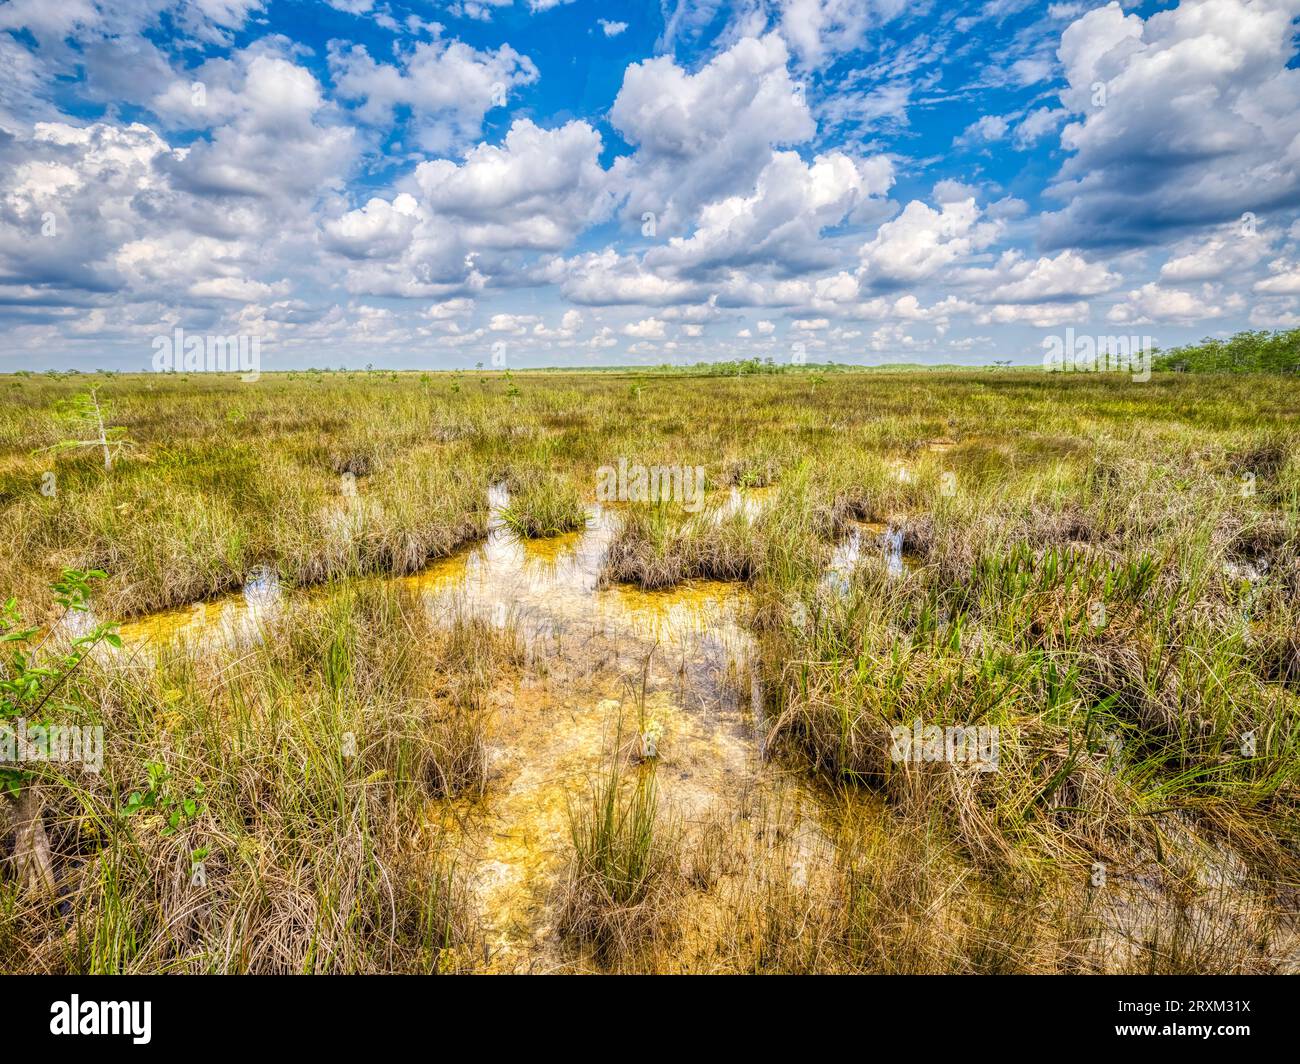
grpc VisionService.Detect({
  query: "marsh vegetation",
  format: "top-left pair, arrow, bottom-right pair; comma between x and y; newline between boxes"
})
2,367 -> 1298,972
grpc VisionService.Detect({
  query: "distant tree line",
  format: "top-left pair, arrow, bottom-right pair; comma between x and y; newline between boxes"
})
1151,327 -> 1300,374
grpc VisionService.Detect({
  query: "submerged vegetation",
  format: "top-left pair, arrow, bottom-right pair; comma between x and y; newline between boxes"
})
2,367 -> 1298,973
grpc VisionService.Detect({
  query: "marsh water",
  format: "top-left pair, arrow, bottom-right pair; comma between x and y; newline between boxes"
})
105,480 -> 1271,970
112,486 -> 912,969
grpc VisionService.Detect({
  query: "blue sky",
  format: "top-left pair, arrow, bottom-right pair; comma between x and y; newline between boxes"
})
1,0 -> 1299,371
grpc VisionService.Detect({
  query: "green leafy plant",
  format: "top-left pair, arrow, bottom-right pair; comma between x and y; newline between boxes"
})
1,568 -> 117,894
1,568 -> 118,798
120,760 -> 207,836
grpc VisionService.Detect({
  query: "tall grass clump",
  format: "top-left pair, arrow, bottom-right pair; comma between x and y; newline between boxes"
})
0,583 -> 522,973
498,474 -> 588,539
556,748 -> 680,965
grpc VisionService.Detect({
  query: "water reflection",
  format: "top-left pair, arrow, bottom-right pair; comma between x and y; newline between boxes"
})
824,520 -> 912,591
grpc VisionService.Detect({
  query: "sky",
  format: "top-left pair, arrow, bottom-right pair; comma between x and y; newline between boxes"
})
1,0 -> 1298,372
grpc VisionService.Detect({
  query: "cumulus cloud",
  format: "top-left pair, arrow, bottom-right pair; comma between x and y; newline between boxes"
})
644,150 -> 892,278
413,120 -> 615,250
1106,282 -> 1233,324
609,34 -> 815,233
0,122 -> 180,295
167,52 -> 356,201
778,0 -> 910,68
188,276 -> 289,301
623,316 -> 667,338
488,312 -> 539,334
858,197 -> 1002,287
1044,0 -> 1300,248
319,120 -> 616,299
1253,260 -> 1300,295
0,3 -> 1292,368
559,250 -> 706,306
329,38 -> 538,154
531,308 -> 584,339
425,298 -> 475,321
956,107 -> 1066,150
976,301 -> 1091,327
985,250 -> 1121,302
1013,106 -> 1068,148
955,114 -> 1010,148
1160,225 -> 1270,282
0,67 -> 343,332
322,195 -> 421,260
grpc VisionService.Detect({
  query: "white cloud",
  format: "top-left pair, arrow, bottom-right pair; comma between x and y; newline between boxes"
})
488,312 -> 540,333
0,5 -> 1292,369
986,250 -> 1121,302
858,198 -> 1001,287
188,276 -> 289,301
414,120 -> 615,251
778,0 -> 909,68
322,195 -> 421,260
977,301 -> 1091,327
610,34 -> 815,233
622,316 -> 667,338
1013,106 -> 1067,148
644,150 -> 892,278
171,52 -> 356,201
1045,0 -> 1300,247
425,298 -> 475,320
329,38 -> 538,154
560,250 -> 705,306
1254,260 -> 1300,295
1106,282 -> 1230,324
0,108 -> 327,317
324,120 -> 616,299
956,114 -> 1010,148
1160,226 -> 1269,283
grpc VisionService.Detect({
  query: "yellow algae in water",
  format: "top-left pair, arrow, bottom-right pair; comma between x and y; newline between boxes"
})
118,569 -> 280,646
430,689 -> 633,964
516,528 -> 586,566
601,579 -> 745,644
119,596 -> 240,645
401,548 -> 473,598
434,666 -> 764,969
